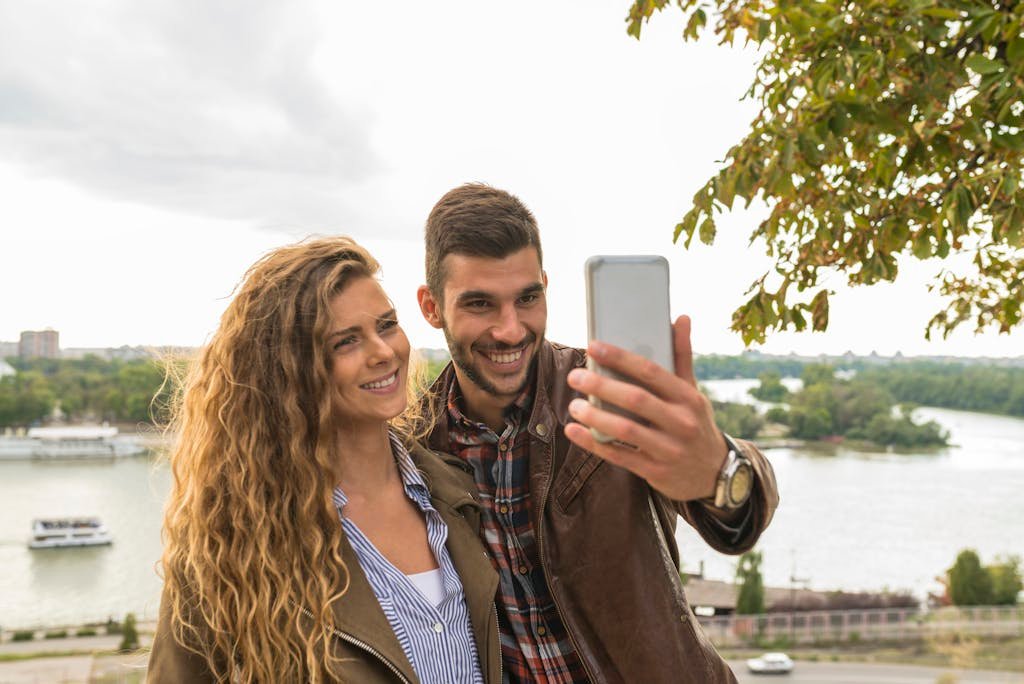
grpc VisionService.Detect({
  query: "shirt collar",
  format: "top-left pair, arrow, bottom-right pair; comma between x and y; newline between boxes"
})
445,372 -> 535,431
332,429 -> 431,511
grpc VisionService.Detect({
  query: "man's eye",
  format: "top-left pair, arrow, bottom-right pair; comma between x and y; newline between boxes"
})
379,318 -> 399,332
465,300 -> 490,309
518,293 -> 540,305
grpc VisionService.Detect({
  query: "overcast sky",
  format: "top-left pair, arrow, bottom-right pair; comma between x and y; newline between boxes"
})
2,0 -> 1021,358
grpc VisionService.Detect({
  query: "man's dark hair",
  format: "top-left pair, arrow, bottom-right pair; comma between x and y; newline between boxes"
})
425,183 -> 542,298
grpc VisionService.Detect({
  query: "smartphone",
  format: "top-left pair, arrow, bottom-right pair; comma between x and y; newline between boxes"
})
584,255 -> 673,443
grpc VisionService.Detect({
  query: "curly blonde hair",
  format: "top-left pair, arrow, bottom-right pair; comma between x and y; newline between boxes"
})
161,236 -> 423,682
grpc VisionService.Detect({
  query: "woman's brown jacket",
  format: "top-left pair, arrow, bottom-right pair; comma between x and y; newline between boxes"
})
146,443 -> 501,683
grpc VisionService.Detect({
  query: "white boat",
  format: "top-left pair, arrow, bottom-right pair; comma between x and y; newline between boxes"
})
0,425 -> 146,460
28,517 -> 113,549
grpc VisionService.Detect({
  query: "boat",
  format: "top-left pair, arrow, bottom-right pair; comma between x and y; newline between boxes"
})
0,425 -> 146,460
28,517 -> 113,549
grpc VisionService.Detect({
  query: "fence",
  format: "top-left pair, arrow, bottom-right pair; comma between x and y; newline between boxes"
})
698,605 -> 1024,647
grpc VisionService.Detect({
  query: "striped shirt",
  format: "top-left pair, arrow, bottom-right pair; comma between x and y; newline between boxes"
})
445,383 -> 588,683
333,432 -> 484,684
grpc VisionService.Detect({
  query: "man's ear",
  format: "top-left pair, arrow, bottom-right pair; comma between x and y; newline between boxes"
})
417,285 -> 444,329
542,270 -> 548,289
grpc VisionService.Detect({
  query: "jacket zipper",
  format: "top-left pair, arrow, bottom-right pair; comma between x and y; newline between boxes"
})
535,438 -> 598,683
298,605 -> 411,684
493,603 -> 503,684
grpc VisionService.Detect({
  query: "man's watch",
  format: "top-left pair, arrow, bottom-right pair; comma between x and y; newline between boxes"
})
706,435 -> 754,510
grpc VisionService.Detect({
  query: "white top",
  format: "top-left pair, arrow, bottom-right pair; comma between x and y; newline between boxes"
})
405,568 -> 445,607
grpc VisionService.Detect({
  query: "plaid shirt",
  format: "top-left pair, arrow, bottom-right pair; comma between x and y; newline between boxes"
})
445,381 -> 588,684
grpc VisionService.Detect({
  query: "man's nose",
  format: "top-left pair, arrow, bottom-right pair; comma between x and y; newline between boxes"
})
492,304 -> 526,345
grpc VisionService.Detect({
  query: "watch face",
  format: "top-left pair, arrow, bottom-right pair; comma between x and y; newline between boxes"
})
729,463 -> 753,505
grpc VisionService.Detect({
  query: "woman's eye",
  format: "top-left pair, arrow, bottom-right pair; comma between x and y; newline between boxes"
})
333,336 -> 357,350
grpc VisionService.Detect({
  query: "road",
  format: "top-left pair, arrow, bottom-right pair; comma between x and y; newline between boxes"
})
729,660 -> 1024,683
0,654 -> 1020,683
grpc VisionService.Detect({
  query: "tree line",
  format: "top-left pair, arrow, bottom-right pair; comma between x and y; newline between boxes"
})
758,365 -> 949,448
0,356 -> 177,427
730,548 -> 1020,614
699,354 -> 1024,420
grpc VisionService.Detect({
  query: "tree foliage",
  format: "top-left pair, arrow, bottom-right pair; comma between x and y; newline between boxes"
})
118,612 -> 140,652
948,549 -> 994,605
627,0 -> 1024,344
986,555 -> 1023,604
0,356 -> 177,427
748,370 -> 791,401
783,363 -> 949,446
711,398 -> 765,438
735,550 -> 767,614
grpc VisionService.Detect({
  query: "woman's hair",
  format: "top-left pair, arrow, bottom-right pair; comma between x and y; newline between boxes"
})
161,236 -> 422,682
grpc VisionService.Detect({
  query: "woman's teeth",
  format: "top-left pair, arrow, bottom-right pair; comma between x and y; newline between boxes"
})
362,373 -> 397,390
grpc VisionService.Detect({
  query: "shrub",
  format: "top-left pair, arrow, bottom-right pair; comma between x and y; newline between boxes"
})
76,627 -> 98,637
12,630 -> 34,642
44,630 -> 68,639
118,613 -> 139,652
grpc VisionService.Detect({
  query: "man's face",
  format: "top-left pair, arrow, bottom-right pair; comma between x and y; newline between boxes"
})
420,247 -> 547,404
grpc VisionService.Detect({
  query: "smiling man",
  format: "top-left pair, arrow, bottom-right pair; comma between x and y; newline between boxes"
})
417,183 -> 779,684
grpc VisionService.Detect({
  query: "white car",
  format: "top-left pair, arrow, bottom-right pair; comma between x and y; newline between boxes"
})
746,652 -> 794,675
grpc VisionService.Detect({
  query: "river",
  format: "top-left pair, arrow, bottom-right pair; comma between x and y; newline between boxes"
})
0,379 -> 1022,627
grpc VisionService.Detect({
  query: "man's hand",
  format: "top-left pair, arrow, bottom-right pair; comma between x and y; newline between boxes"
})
564,315 -> 728,503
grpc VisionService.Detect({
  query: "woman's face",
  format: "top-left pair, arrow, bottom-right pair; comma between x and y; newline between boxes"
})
326,276 -> 410,427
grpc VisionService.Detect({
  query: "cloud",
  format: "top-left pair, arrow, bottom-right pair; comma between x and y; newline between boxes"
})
0,0 -> 380,230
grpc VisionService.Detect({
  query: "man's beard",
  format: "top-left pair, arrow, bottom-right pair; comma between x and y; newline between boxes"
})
442,325 -> 540,399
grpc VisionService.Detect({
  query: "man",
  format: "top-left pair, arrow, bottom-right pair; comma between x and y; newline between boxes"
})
416,183 -> 778,683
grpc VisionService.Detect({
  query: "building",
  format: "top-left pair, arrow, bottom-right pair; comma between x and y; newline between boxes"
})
0,341 -> 17,359
19,329 -> 60,360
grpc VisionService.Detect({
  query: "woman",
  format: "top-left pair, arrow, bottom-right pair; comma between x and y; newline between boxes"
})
148,237 -> 500,683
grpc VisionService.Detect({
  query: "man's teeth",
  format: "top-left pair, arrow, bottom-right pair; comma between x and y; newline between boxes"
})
488,349 -> 523,364
362,373 -> 397,390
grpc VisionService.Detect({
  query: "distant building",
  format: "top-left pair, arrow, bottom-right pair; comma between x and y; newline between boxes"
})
0,341 -> 17,359
62,345 -> 151,361
19,329 -> 60,360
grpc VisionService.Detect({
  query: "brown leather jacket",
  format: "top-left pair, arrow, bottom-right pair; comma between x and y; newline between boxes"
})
147,443 -> 501,684
425,341 -> 779,684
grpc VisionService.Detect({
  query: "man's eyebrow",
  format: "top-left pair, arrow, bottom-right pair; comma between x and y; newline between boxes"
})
455,284 -> 544,306
519,283 -> 545,297
327,309 -> 396,340
455,290 -> 495,305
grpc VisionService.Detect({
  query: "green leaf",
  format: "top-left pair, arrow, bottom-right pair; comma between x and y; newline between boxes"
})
810,290 -> 829,332
920,8 -> 961,19
1008,37 -> 1024,67
912,231 -> 932,259
699,217 -> 717,245
674,210 -> 699,245
992,131 -> 1024,151
683,8 -> 706,41
964,54 -> 1004,75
